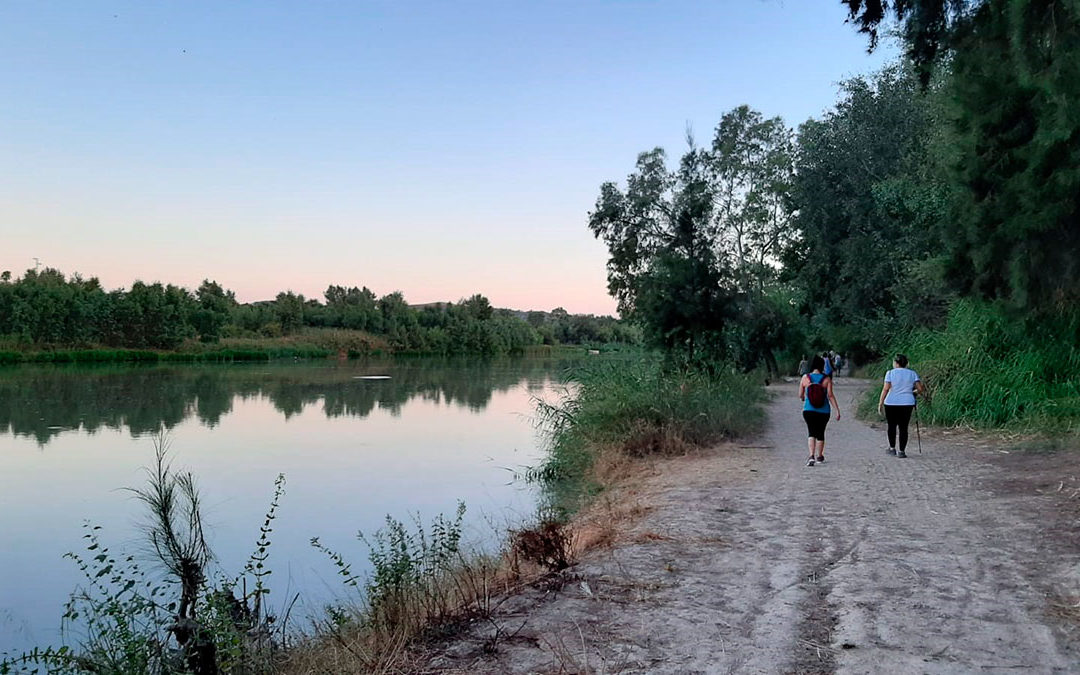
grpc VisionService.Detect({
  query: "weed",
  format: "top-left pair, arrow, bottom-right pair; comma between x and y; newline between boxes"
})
287,502 -> 510,672
510,518 -> 572,572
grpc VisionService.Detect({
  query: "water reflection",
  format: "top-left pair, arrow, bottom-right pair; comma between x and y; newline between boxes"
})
0,356 -> 574,445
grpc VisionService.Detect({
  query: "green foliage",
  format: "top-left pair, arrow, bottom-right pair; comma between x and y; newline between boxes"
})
323,285 -> 380,332
530,357 -> 767,511
192,280 -> 237,343
311,502 -> 472,634
858,300 -> 1080,429
361,503 -> 466,628
273,291 -> 305,335
843,1 -> 979,83
784,63 -> 951,362
0,444 -> 287,674
589,107 -> 801,370
942,0 -> 1080,309
0,269 -> 629,357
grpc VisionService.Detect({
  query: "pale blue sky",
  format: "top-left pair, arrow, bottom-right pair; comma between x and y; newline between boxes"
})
0,1 -> 895,314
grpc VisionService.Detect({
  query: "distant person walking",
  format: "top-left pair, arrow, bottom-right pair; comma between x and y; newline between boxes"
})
822,351 -> 834,379
877,353 -> 925,458
833,352 -> 843,378
799,355 -> 841,467
797,355 -> 809,376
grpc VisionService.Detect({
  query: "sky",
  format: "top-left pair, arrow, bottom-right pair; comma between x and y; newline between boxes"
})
0,1 -> 896,316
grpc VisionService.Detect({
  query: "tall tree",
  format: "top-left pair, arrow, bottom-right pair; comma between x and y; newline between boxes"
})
709,106 -> 795,294
783,64 -> 947,357
193,279 -> 236,342
589,146 -> 734,363
942,0 -> 1080,308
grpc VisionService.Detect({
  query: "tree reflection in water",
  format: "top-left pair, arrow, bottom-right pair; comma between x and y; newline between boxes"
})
0,356 -> 582,445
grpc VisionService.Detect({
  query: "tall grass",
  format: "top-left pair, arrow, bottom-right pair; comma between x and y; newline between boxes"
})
857,299 -> 1080,430
531,357 -> 767,511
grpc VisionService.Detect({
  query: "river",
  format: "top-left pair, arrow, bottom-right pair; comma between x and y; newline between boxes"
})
0,355 -> 576,654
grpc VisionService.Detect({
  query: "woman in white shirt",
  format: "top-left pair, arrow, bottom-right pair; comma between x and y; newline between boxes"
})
877,353 -> 925,458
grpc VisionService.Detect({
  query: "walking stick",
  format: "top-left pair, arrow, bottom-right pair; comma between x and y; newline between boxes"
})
914,400 -> 922,454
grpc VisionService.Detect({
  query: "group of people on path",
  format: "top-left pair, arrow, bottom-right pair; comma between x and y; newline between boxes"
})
798,351 -> 845,379
796,353 -> 924,467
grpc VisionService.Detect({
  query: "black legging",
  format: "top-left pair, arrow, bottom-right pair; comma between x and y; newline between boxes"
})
884,404 -> 914,452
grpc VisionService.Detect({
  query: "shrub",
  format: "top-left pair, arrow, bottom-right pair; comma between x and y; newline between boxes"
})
510,517 -> 572,572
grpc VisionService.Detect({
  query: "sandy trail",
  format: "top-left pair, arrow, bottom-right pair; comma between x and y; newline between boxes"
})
426,379 -> 1080,674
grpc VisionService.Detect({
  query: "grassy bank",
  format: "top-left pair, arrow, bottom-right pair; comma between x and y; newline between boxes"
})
857,300 -> 1080,431
0,329 -> 386,365
0,330 -> 613,366
531,357 -> 768,513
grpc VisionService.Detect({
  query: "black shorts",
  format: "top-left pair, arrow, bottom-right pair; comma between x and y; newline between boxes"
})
803,411 -> 830,441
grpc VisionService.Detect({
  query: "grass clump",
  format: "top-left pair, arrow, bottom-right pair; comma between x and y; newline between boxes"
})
286,502 -> 506,673
857,299 -> 1080,430
530,357 -> 767,510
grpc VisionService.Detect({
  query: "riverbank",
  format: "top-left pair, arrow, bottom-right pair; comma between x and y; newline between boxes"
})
272,359 -> 767,673
0,330 -> 607,365
415,379 -> 1080,672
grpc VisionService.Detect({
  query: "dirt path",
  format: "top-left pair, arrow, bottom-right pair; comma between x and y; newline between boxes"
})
426,379 -> 1080,674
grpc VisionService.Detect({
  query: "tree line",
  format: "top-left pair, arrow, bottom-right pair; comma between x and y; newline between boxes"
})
590,0 -> 1080,380
0,269 -> 639,354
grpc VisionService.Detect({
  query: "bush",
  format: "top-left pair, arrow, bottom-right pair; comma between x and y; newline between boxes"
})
298,502 -> 504,671
510,517 -> 572,572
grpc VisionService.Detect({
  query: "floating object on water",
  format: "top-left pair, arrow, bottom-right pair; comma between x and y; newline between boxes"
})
354,375 -> 391,380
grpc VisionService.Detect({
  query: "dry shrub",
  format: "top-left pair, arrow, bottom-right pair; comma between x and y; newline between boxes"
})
510,519 -> 572,572
619,421 -> 694,457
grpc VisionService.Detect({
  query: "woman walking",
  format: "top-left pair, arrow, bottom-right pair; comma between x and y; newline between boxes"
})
877,353 -> 925,458
799,355 -> 841,467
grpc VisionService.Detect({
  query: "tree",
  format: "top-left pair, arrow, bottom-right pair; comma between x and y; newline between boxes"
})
459,294 -> 494,321
274,291 -> 305,335
782,64 -> 947,358
709,106 -> 795,295
323,284 -> 379,331
113,281 -> 195,348
192,280 -> 236,342
589,146 -> 735,363
941,0 -> 1080,309
843,0 -> 981,83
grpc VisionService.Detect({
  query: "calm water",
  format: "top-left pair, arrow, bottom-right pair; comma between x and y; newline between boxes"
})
0,356 -> 574,653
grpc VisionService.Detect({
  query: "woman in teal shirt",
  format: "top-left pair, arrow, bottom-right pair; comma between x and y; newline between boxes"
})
799,355 -> 841,466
